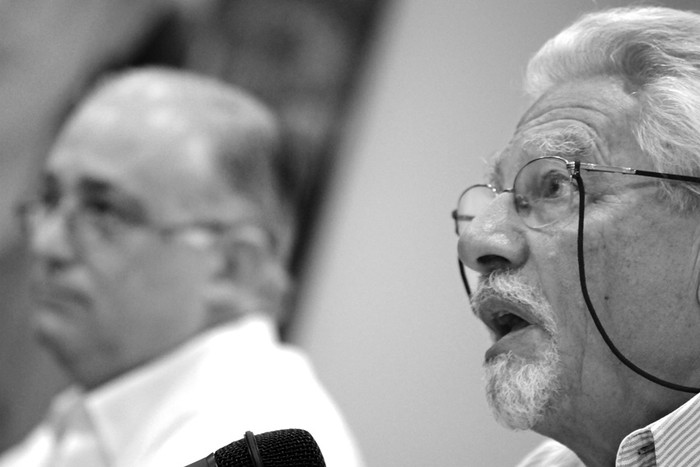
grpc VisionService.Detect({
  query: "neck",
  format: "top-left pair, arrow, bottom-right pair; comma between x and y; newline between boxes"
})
536,419 -> 620,467
534,379 -> 695,466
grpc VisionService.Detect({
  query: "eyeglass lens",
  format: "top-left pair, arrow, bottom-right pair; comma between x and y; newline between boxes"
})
456,156 -> 577,295
19,197 -> 126,255
455,185 -> 495,235
513,157 -> 575,228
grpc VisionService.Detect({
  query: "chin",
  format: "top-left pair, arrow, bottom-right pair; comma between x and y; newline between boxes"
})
32,307 -> 70,343
33,310 -> 86,362
484,346 -> 561,431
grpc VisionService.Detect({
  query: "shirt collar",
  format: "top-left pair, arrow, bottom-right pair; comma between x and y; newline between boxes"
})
617,392 -> 700,465
74,315 -> 277,462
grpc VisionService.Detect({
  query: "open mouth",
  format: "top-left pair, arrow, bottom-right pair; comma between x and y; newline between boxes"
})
31,280 -> 91,312
475,293 -> 539,341
475,295 -> 551,361
490,310 -> 532,339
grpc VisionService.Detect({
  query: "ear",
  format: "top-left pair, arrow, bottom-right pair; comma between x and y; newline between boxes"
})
203,224 -> 276,324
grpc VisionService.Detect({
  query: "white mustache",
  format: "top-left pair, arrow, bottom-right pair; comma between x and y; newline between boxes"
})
471,270 -> 558,335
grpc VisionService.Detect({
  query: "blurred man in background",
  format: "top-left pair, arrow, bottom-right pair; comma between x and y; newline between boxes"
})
0,1 -> 383,448
455,6 -> 700,466
0,67 -> 364,466
0,0 -> 181,446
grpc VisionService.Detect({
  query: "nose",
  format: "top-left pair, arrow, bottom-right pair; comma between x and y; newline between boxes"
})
457,193 -> 528,278
28,207 -> 78,268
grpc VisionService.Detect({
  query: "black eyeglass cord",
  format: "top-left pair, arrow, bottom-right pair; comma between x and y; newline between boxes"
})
573,169 -> 699,393
459,258 -> 472,298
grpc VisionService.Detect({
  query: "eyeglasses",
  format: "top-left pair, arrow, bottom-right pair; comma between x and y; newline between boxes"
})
453,155 -> 700,235
452,155 -> 700,296
17,195 -> 244,254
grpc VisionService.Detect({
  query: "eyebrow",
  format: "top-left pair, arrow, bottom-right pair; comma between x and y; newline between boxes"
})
77,177 -> 119,197
81,178 -> 149,221
40,171 -> 112,195
40,172 -> 149,223
523,127 -> 595,159
487,150 -> 506,188
489,126 -> 595,187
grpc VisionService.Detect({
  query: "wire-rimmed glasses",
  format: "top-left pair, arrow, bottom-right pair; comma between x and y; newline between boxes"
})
453,156 -> 577,235
452,155 -> 700,297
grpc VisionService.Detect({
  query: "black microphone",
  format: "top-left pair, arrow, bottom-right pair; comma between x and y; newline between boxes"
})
184,428 -> 326,467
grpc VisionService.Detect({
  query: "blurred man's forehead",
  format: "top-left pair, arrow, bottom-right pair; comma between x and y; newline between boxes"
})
47,127 -> 222,222
57,95 -> 215,172
76,96 -> 194,138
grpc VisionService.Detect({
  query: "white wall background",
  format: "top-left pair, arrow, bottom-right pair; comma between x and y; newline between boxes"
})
291,1 -> 699,466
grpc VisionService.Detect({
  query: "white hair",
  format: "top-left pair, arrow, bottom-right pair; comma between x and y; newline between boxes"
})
525,6 -> 700,210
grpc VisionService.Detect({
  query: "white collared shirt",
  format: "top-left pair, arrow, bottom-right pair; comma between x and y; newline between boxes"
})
517,392 -> 700,466
0,316 -> 365,467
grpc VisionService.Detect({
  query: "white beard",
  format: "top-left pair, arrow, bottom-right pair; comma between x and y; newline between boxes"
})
472,270 -> 562,430
484,345 -> 560,430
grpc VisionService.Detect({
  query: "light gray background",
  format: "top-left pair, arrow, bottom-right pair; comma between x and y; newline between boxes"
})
294,1 -> 698,465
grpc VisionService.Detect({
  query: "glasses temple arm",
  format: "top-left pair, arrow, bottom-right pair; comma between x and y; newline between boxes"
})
576,162 -> 700,184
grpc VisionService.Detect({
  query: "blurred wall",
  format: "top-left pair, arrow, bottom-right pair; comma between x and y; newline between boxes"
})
292,1 -> 700,466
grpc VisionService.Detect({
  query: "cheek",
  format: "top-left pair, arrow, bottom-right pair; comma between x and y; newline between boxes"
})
562,215 -> 641,340
89,247 -> 209,317
89,250 -> 212,355
577,212 -> 695,350
529,227 -> 624,393
536,228 -> 587,328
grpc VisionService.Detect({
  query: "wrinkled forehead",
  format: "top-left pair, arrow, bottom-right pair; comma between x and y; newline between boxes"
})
489,125 -> 597,189
487,76 -> 645,189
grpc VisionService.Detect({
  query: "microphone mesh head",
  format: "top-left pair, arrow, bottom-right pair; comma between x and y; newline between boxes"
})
214,428 -> 326,467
